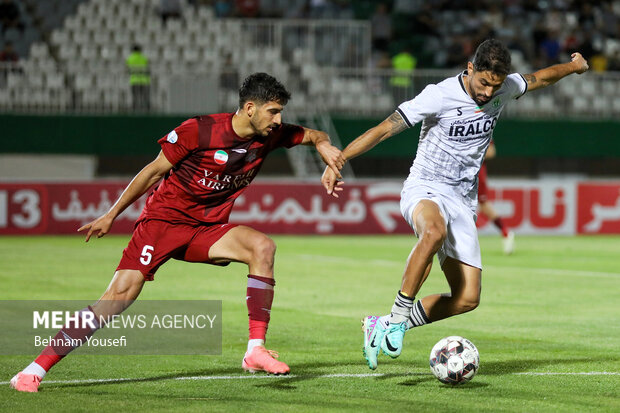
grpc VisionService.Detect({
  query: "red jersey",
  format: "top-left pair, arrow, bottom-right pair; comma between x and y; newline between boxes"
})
138,113 -> 304,225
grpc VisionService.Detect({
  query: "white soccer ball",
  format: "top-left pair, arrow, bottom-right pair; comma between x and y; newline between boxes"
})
429,336 -> 479,385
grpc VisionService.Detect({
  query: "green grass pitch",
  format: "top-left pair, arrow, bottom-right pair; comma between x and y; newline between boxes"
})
0,234 -> 619,412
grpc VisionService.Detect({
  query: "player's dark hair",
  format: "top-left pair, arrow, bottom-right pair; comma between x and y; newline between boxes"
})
472,39 -> 511,76
238,72 -> 291,107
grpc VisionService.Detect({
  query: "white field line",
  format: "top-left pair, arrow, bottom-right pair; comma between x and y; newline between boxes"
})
294,254 -> 620,278
2,371 -> 619,386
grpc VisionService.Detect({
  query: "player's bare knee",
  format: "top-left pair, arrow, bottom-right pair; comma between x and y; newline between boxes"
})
420,224 -> 446,252
102,284 -> 133,301
457,296 -> 480,314
251,235 -> 277,265
101,272 -> 143,301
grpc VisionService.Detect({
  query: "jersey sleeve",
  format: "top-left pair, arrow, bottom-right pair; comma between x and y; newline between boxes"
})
507,73 -> 528,99
270,123 -> 305,149
158,118 -> 199,165
396,84 -> 443,127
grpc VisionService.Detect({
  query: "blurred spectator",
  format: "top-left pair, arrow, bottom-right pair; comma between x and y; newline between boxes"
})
159,0 -> 182,25
600,2 -> 618,38
578,31 -> 596,61
608,50 -> 620,72
284,1 -> 310,18
235,0 -> 260,18
370,3 -> 392,52
563,29 -> 580,53
483,3 -> 503,31
445,35 -> 469,69
0,41 -> 18,62
578,3 -> 596,32
309,0 -> 328,19
333,0 -> 354,20
540,31 -> 561,65
126,45 -> 151,112
590,53 -> 609,73
544,8 -> 564,34
390,47 -> 416,104
219,53 -> 238,92
214,0 -> 233,17
393,0 -> 423,14
532,19 -> 547,54
0,0 -> 24,34
411,4 -> 439,37
0,41 -> 19,86
369,50 -> 392,70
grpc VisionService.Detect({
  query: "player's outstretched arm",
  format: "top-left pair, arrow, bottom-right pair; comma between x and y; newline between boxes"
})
321,111 -> 408,197
523,52 -> 589,92
301,128 -> 345,179
78,151 -> 173,242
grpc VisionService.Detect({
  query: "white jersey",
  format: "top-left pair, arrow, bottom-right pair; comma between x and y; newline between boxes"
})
397,71 -> 527,211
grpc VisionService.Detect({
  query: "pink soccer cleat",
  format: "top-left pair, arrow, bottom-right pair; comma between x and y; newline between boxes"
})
10,372 -> 42,393
242,346 -> 290,375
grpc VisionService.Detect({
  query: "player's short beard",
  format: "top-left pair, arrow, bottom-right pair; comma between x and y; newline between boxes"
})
469,79 -> 489,106
474,95 -> 490,106
249,115 -> 265,136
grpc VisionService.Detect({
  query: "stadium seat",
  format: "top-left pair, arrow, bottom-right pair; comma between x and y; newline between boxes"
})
592,96 -> 611,115
537,94 -> 555,112
45,72 -> 66,90
74,73 -> 94,91
51,29 -> 70,46
570,96 -> 589,112
577,78 -> 598,97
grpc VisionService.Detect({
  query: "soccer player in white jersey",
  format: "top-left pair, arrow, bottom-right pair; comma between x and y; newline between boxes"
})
321,39 -> 589,370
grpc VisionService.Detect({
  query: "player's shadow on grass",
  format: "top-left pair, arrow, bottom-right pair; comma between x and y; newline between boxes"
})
48,355 -> 603,392
398,377 -> 488,388
48,358 -> 408,391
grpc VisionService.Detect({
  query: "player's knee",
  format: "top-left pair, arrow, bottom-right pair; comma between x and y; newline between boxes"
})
421,224 -> 446,251
251,235 -> 277,264
456,295 -> 479,314
102,271 -> 143,301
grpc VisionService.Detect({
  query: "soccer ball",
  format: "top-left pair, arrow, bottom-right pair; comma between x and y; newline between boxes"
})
429,336 -> 479,385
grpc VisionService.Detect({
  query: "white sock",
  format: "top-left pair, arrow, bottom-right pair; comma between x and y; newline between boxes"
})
408,300 -> 431,328
247,339 -> 264,352
378,315 -> 390,328
22,361 -> 46,379
389,291 -> 414,324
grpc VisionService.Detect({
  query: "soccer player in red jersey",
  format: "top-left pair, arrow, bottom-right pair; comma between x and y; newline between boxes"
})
10,73 -> 345,392
477,141 -> 515,254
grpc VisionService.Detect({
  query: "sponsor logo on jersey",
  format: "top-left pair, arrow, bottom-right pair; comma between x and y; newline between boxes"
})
214,150 -> 229,165
448,115 -> 498,138
232,148 -> 247,154
166,131 -> 178,144
197,168 -> 257,190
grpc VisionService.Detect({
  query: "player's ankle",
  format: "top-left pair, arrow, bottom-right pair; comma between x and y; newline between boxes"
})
247,339 -> 265,353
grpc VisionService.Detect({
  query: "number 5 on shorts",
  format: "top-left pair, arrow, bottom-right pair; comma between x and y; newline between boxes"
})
140,245 -> 154,265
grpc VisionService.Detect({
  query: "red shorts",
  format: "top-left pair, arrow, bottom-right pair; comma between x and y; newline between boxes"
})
478,162 -> 489,203
117,219 -> 237,281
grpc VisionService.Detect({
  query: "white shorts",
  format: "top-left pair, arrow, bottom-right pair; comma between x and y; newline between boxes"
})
400,180 -> 482,270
